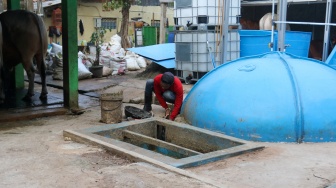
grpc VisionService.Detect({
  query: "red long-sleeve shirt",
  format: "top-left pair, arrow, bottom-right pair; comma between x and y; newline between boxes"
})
153,74 -> 183,120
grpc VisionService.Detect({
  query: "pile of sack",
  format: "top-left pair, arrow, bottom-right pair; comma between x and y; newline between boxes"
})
98,34 -> 147,75
46,34 -> 147,80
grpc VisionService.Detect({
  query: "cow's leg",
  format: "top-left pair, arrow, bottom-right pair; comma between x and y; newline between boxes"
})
22,61 -> 35,101
0,67 -> 4,104
35,53 -> 48,100
0,22 -> 3,104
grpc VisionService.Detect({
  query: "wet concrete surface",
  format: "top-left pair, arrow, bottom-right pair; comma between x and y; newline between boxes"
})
0,89 -> 63,110
0,74 -> 133,122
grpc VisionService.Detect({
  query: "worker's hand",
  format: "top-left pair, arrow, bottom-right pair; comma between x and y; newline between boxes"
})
164,108 -> 171,119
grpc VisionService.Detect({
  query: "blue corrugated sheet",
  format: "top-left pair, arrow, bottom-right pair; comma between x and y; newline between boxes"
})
151,59 -> 175,69
128,43 -> 175,68
326,45 -> 336,66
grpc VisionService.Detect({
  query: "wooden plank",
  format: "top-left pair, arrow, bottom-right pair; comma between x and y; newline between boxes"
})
122,130 -> 202,157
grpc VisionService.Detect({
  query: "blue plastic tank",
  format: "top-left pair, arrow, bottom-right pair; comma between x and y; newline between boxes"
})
167,32 -> 175,43
239,30 -> 311,58
239,30 -> 276,57
182,52 -> 336,143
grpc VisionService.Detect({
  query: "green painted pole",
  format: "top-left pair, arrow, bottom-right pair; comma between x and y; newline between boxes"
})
62,1 -> 79,108
8,0 -> 24,89
7,0 -> 20,9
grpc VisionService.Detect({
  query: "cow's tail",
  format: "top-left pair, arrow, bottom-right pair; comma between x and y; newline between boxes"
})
32,13 -> 46,77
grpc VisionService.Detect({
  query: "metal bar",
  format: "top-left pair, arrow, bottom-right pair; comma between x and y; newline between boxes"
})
242,0 -> 329,6
274,21 -> 336,26
122,130 -> 202,156
277,0 -> 287,52
221,0 -> 230,64
322,0 -> 333,61
270,0 -> 276,51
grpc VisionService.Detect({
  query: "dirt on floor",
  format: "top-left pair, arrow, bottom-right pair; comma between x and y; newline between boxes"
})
0,65 -> 336,188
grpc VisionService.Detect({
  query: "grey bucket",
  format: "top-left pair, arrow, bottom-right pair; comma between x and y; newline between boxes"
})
100,91 -> 123,124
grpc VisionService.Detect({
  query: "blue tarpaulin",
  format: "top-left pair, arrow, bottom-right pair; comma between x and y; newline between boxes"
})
127,43 -> 175,69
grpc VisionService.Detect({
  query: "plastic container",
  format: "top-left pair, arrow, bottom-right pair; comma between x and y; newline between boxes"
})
284,31 -> 312,57
174,0 -> 240,25
100,91 -> 123,124
239,30 -> 276,57
167,32 -> 175,43
239,30 -> 312,58
182,52 -> 336,143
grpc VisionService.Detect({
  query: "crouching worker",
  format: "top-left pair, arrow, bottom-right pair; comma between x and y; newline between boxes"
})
143,72 -> 183,121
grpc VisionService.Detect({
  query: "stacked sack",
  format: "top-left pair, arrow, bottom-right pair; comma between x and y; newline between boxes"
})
98,34 -> 147,75
48,43 -> 92,80
46,34 -> 148,79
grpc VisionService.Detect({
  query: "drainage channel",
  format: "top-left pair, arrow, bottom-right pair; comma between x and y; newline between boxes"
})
63,117 -> 264,168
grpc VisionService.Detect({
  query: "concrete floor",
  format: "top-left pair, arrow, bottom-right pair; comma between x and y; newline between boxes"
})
1,70 -> 336,188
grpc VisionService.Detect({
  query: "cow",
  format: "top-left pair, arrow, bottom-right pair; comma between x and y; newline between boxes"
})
308,38 -> 336,61
259,13 -> 291,31
0,10 -> 48,104
309,40 -> 323,61
240,18 -> 259,30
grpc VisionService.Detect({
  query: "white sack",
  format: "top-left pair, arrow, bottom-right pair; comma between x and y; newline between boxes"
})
125,57 -> 140,71
136,56 -> 147,68
110,60 -> 126,75
124,51 -> 140,71
102,66 -> 113,76
110,34 -> 122,44
78,58 -> 92,80
51,43 -> 62,55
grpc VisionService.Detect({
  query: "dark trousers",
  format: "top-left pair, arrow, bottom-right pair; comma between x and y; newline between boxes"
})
143,79 -> 175,112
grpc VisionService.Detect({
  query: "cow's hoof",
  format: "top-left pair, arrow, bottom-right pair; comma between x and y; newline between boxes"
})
22,95 -> 32,102
39,94 -> 48,100
40,95 -> 48,101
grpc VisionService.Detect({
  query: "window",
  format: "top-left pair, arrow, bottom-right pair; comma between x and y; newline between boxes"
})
133,0 -> 173,7
101,18 -> 117,30
176,0 -> 191,8
134,0 -> 159,6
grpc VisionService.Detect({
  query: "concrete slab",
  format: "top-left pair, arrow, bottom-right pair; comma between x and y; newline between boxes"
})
63,118 -> 264,168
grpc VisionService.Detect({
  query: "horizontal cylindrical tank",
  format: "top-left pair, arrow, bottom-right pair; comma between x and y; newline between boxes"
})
182,52 -> 336,142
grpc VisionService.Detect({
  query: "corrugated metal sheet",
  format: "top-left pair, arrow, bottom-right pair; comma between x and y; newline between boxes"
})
42,0 -> 61,8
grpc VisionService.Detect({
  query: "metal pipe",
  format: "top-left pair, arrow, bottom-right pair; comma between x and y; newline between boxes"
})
270,0 -> 276,51
274,21 -> 336,27
221,0 -> 230,65
277,0 -> 287,52
322,0 -> 333,62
